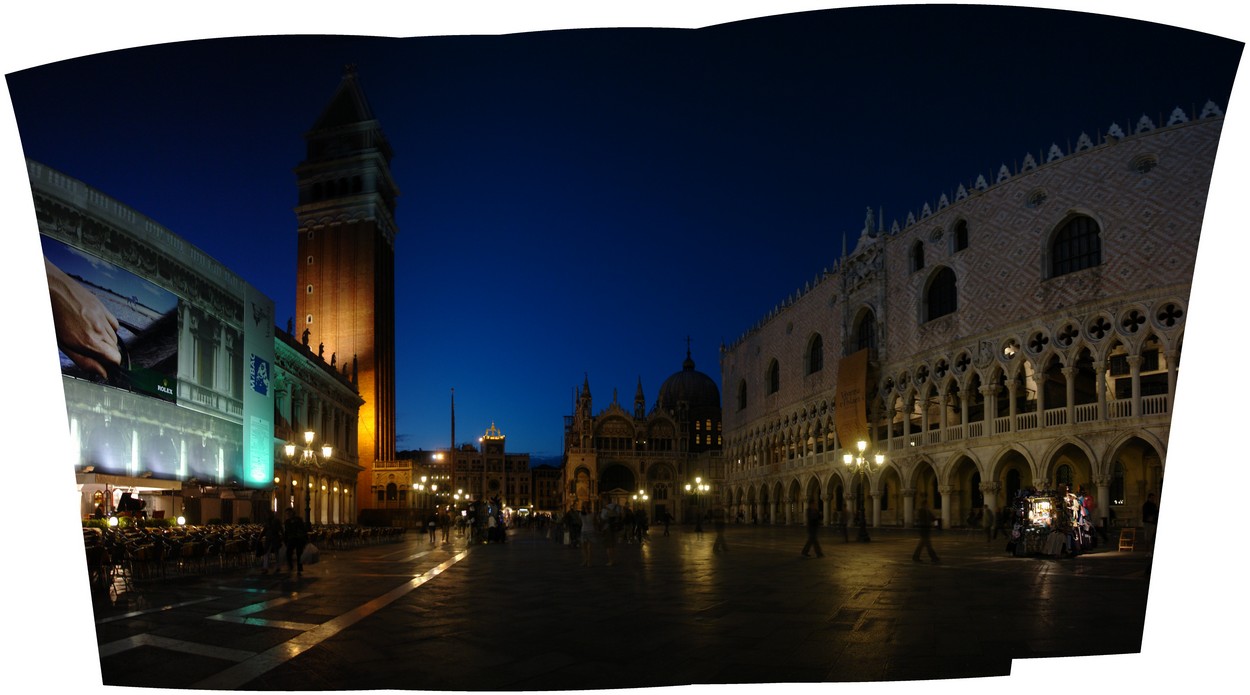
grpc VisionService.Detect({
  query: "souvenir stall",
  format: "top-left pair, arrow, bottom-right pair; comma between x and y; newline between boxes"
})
1006,488 -> 1094,557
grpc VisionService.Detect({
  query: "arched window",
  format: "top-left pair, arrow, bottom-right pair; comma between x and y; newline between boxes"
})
910,240 -> 925,273
806,334 -> 824,375
855,311 -> 877,352
952,219 -> 969,252
736,380 -> 747,411
925,267 -> 958,321
767,360 -> 780,394
1050,215 -> 1102,277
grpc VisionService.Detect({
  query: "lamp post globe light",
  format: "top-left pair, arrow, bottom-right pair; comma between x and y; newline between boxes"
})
843,439 -> 884,542
685,476 -> 709,524
285,430 -> 331,526
631,489 -> 649,519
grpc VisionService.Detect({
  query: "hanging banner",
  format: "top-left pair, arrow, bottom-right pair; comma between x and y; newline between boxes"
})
835,348 -> 870,448
242,283 -> 276,487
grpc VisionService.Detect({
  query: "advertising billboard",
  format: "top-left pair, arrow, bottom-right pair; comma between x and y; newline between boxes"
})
34,163 -> 274,490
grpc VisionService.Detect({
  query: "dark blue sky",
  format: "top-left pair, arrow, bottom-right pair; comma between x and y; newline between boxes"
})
5,4 -> 1241,459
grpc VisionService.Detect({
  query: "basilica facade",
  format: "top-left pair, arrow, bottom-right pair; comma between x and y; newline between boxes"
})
562,349 -> 725,522
719,102 -> 1223,531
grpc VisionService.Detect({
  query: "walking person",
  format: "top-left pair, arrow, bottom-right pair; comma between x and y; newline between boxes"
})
801,499 -> 825,558
661,510 -> 671,537
601,497 -> 623,566
283,507 -> 310,575
260,512 -> 283,574
427,512 -> 438,543
711,505 -> 729,552
913,502 -> 940,563
577,502 -> 598,567
984,505 -> 996,543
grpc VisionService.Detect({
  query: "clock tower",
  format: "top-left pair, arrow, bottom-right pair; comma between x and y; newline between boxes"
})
293,66 -> 399,513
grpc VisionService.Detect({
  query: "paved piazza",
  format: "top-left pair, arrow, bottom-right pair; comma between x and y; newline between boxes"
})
67,523 -> 1165,691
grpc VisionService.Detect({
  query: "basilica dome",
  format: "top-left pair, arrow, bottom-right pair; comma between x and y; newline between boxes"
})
657,349 -> 722,418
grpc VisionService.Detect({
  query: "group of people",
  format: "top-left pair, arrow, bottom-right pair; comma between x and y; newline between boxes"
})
425,510 -> 455,544
258,507 -> 311,575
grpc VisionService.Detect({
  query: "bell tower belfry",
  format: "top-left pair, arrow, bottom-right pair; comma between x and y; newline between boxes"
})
293,65 -> 399,513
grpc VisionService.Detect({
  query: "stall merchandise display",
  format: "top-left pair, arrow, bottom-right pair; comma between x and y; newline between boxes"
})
1006,487 -> 1095,557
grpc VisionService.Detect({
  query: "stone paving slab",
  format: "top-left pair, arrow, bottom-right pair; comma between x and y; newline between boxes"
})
85,524 -> 1154,691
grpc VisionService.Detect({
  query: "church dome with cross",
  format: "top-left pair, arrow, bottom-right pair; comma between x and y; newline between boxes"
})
657,343 -> 722,452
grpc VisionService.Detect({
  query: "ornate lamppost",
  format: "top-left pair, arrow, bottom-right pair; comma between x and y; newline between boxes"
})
843,439 -> 884,542
685,476 -> 709,524
285,430 -> 331,526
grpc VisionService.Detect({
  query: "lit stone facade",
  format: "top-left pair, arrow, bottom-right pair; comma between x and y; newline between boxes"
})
562,352 -> 725,522
293,67 -> 400,513
272,329 -> 364,525
453,425 -> 532,509
719,102 -> 1223,530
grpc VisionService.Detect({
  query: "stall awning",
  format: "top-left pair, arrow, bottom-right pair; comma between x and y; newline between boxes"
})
76,472 -> 183,492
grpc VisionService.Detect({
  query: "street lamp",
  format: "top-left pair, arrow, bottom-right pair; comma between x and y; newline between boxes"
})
285,430 -> 332,526
843,439 -> 884,542
685,476 -> 710,524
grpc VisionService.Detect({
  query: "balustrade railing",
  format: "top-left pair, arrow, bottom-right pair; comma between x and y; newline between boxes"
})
730,389 -> 1173,473
1044,407 -> 1067,427
1076,402 -> 1101,422
1142,394 -> 1169,415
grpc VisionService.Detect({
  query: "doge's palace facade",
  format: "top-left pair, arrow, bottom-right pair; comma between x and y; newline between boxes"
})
720,102 -> 1223,531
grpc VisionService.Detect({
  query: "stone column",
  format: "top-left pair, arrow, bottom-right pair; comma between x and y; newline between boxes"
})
1006,379 -> 1019,432
902,488 -> 916,529
902,395 -> 913,446
920,393 -> 931,441
980,481 -> 1001,518
1166,350 -> 1180,412
1095,474 -> 1112,532
960,389 -> 970,434
1128,355 -> 1143,417
1063,366 -> 1077,424
938,485 -> 954,529
1094,359 -> 1107,420
985,384 -> 1001,423
938,391 -> 950,442
870,492 -> 881,528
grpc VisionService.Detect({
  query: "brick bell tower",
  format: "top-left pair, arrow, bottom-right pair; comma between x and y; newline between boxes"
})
293,65 -> 398,513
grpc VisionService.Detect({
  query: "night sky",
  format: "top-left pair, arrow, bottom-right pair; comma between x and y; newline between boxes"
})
3,2 -> 1246,692
5,4 -> 1242,461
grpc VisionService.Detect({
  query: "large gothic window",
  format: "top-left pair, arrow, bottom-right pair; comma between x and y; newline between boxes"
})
952,219 -> 969,252
806,334 -> 824,375
736,380 -> 747,411
1050,215 -> 1102,277
767,359 -> 780,394
910,240 -> 925,273
855,311 -> 877,352
925,267 -> 958,321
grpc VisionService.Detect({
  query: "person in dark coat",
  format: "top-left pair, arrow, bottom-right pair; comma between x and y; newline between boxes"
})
913,502 -> 940,563
283,507 -> 309,574
801,499 -> 824,558
261,513 -> 284,574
